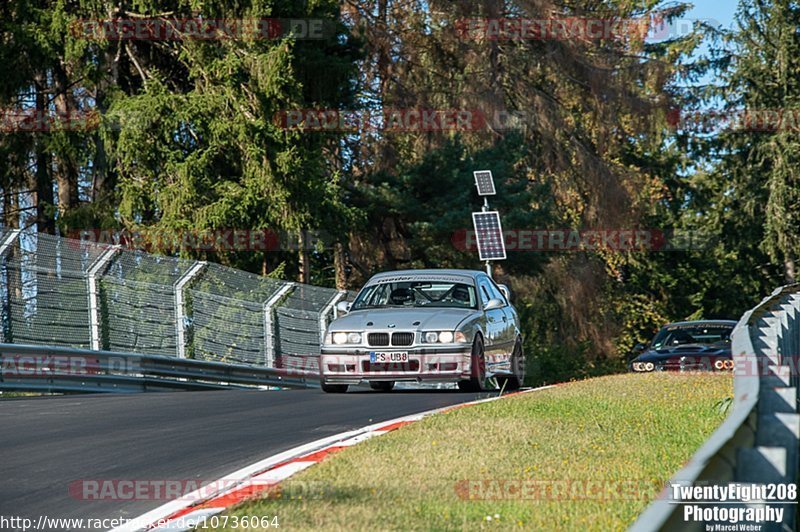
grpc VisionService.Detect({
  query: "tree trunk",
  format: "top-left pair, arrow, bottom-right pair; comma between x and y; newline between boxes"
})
785,257 -> 796,283
33,73 -> 55,235
53,63 -> 80,225
334,241 -> 347,289
91,100 -> 114,204
92,44 -> 118,205
3,186 -> 18,229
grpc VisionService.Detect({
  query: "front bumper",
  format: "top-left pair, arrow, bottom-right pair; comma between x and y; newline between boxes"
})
319,346 -> 472,384
631,356 -> 734,372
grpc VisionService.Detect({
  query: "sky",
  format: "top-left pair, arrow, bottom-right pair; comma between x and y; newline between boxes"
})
671,1 -> 740,89
685,0 -> 739,31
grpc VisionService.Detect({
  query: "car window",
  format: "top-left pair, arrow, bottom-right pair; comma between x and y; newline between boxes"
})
651,325 -> 733,348
477,280 -> 492,306
487,279 -> 508,305
352,280 -> 478,310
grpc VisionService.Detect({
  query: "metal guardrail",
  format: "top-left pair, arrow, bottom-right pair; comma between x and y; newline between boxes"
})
631,285 -> 800,531
0,344 -> 316,393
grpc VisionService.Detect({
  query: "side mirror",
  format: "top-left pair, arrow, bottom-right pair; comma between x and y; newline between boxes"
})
485,298 -> 505,311
629,343 -> 647,360
335,301 -> 351,316
498,284 -> 512,302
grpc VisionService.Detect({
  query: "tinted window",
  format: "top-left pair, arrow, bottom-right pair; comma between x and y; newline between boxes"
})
651,325 -> 733,348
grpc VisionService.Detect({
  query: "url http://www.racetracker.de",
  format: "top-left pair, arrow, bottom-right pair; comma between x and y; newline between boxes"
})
0,514 -> 281,531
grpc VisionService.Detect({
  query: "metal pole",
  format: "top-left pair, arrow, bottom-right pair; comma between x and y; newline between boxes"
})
483,195 -> 491,276
174,261 -> 207,359
0,230 -> 20,343
87,245 -> 120,350
263,282 -> 295,367
0,229 -> 20,258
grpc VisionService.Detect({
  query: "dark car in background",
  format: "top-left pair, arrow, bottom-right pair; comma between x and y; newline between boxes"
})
630,320 -> 737,372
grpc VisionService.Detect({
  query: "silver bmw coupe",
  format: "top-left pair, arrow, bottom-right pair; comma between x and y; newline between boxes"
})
319,269 -> 524,393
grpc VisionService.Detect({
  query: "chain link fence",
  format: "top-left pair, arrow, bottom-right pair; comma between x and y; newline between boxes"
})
0,228 -> 353,376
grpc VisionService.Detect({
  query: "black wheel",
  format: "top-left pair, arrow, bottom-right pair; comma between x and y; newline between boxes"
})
458,336 -> 488,392
500,339 -> 524,391
321,383 -> 348,393
369,381 -> 395,392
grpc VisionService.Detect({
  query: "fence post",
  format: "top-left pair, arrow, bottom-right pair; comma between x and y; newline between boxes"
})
174,261 -> 207,359
0,229 -> 20,258
319,290 -> 347,345
0,229 -> 20,343
87,245 -> 120,350
263,282 -> 295,367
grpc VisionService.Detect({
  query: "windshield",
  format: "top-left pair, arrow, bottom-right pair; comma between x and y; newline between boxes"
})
651,325 -> 733,349
352,280 -> 478,310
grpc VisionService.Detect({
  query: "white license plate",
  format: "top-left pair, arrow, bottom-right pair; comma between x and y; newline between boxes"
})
370,351 -> 409,363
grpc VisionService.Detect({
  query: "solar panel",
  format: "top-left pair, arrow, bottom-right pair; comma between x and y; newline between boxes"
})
473,170 -> 496,196
472,211 -> 506,261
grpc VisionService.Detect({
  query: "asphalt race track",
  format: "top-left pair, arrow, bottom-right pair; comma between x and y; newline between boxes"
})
0,388 -> 491,528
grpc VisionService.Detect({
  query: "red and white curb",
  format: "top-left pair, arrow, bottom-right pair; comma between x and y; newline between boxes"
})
111,387 -> 552,532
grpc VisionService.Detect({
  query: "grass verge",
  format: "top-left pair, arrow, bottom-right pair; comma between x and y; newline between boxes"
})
208,372 -> 732,531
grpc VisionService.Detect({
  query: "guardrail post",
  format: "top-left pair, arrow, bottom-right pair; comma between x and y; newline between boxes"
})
319,290 -> 347,344
0,229 -> 20,258
87,245 -> 120,350
263,282 -> 295,367
0,229 -> 20,343
174,261 -> 207,359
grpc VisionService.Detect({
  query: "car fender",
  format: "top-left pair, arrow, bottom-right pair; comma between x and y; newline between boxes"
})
455,312 -> 485,346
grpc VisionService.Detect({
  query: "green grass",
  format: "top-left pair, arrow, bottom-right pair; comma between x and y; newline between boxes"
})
208,373 -> 732,531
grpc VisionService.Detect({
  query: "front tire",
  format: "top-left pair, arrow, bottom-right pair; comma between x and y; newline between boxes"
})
500,339 -> 523,391
458,336 -> 488,392
321,383 -> 348,393
369,381 -> 395,392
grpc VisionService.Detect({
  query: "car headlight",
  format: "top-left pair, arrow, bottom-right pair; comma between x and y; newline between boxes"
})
422,331 -> 463,343
644,362 -> 654,371
332,332 -> 361,345
438,331 -> 454,343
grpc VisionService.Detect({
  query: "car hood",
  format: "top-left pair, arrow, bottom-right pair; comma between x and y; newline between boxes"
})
634,343 -> 731,362
330,307 -> 478,331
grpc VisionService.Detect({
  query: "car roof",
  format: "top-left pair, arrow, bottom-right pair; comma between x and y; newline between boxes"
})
367,269 -> 485,283
662,320 -> 737,328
